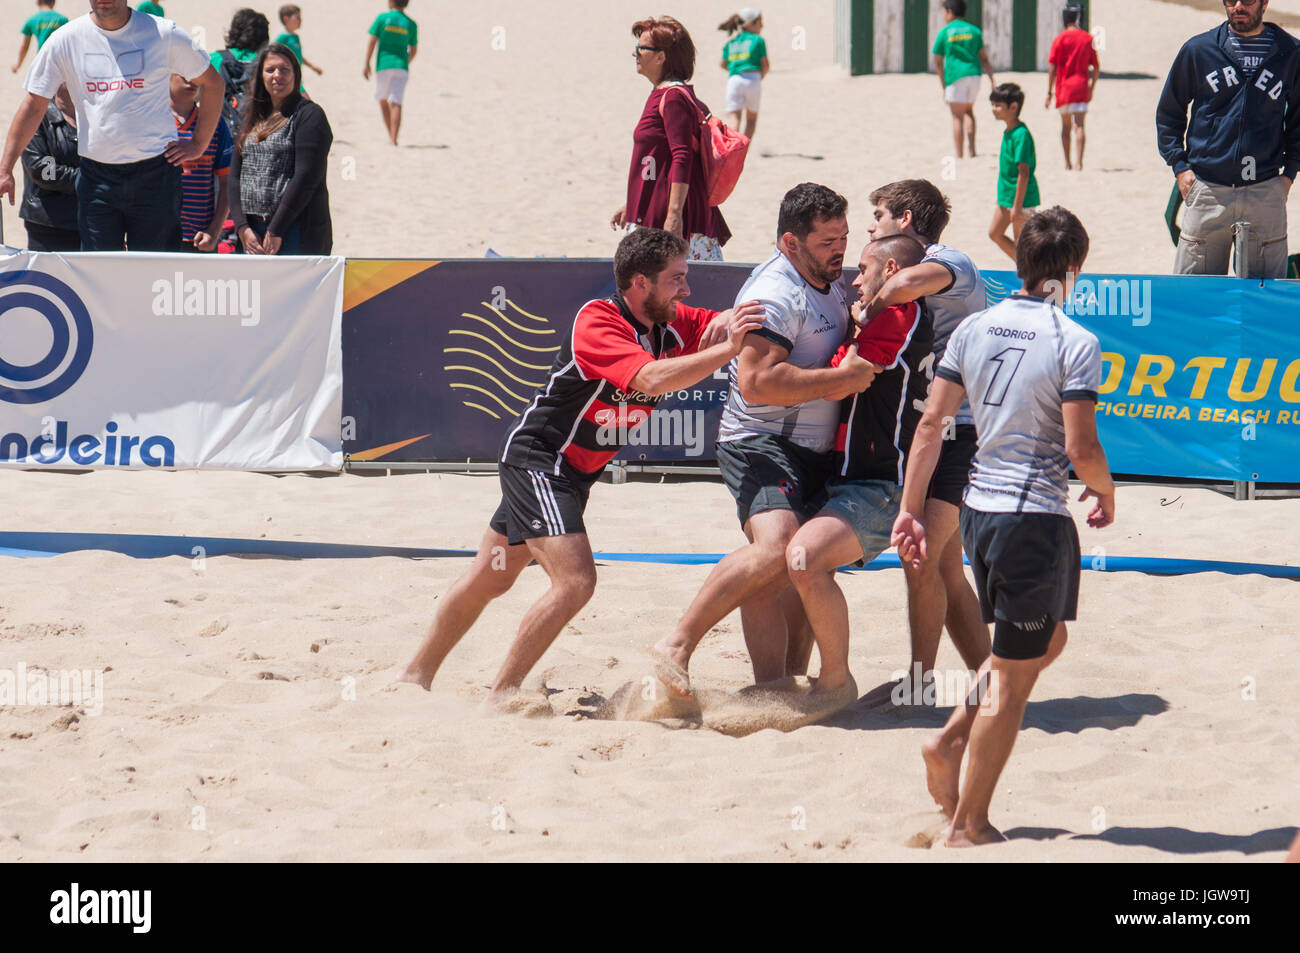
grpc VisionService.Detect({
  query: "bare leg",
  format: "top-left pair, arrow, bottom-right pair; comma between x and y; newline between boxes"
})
964,104 -> 977,157
727,109 -> 742,132
489,532 -> 597,698
743,110 -> 758,139
780,585 -> 814,677
1073,113 -> 1087,170
654,508 -> 800,676
1011,207 -> 1031,242
1288,830 -> 1300,862
947,103 -> 966,158
899,499 -> 961,698
739,586 -> 791,683
388,102 -> 403,145
1059,113 -> 1072,169
379,100 -> 392,139
397,528 -> 533,688
989,206 -> 1016,261
787,514 -> 864,691
937,528 -> 991,671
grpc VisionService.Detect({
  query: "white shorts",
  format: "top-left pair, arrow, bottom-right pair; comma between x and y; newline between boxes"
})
944,75 -> 981,104
374,68 -> 409,105
1058,101 -> 1088,114
724,71 -> 762,113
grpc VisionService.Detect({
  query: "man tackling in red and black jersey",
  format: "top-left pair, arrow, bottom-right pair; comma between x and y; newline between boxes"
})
785,234 -> 932,703
398,228 -> 764,710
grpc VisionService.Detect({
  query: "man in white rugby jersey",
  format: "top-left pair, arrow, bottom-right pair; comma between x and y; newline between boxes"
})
892,206 -> 1116,847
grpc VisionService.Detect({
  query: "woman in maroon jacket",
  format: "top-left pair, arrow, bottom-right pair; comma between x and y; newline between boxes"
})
610,16 -> 730,260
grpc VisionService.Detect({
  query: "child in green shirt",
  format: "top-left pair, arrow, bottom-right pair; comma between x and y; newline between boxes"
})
13,0 -> 67,74
137,1 -> 164,15
717,8 -> 768,139
365,0 -> 419,146
933,0 -> 995,159
276,5 -> 324,76
989,83 -> 1040,262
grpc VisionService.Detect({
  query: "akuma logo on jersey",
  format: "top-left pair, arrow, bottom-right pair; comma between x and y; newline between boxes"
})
0,270 -> 93,404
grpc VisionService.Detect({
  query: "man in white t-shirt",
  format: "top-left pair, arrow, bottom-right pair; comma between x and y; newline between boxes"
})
0,0 -> 224,251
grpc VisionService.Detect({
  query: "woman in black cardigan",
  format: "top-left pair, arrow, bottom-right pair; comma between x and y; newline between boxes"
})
230,43 -> 332,254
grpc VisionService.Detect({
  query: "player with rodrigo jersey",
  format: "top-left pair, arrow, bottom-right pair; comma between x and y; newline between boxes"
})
784,234 -> 932,705
859,179 -> 990,705
892,205 -> 1116,847
652,183 -> 880,694
397,228 -> 765,711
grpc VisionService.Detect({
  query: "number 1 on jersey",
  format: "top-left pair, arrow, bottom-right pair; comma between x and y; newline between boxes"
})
983,347 -> 1026,407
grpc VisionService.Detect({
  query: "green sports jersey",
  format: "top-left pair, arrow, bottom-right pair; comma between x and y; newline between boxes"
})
22,11 -> 68,48
932,19 -> 983,85
275,32 -> 303,62
210,47 -> 259,73
370,10 -> 418,72
137,1 -> 165,15
723,32 -> 766,76
997,123 -> 1041,209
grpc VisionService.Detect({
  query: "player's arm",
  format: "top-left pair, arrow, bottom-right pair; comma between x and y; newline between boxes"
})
760,56 -> 769,79
1013,162 -> 1029,215
1089,50 -> 1100,98
861,261 -> 953,322
736,333 -> 875,406
934,54 -> 946,93
408,44 -> 418,65
166,67 -> 223,165
1045,64 -> 1056,107
893,377 -> 965,566
13,35 -> 32,73
979,48 -> 994,84
0,91 -> 53,204
363,35 -> 377,77
1063,399 -> 1115,528
628,301 -> 765,396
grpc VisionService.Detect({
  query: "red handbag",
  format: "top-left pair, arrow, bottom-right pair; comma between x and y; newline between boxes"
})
658,85 -> 750,207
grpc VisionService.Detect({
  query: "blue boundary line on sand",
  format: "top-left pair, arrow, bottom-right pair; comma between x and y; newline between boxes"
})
0,532 -> 1296,579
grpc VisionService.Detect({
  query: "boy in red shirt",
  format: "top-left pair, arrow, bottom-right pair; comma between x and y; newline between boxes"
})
1045,4 -> 1099,170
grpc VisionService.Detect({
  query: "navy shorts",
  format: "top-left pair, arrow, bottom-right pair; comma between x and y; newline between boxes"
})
927,424 -> 978,507
715,433 -> 834,528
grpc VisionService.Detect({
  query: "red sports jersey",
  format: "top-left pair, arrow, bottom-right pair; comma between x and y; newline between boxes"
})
831,301 -> 933,483
1049,28 -> 1098,106
500,296 -> 715,479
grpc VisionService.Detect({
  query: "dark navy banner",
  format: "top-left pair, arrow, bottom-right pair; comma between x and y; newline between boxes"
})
343,260 -> 1300,481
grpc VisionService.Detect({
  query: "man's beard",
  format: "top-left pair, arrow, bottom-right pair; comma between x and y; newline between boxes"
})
644,291 -> 679,325
1229,8 -> 1264,34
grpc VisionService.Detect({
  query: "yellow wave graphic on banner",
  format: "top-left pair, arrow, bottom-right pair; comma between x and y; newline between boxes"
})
984,274 -> 1012,307
445,298 -> 560,419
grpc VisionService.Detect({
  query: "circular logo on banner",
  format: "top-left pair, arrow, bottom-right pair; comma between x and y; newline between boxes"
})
0,270 -> 94,404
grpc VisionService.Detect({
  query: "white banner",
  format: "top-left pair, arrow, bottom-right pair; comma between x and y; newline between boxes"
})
0,249 -> 344,470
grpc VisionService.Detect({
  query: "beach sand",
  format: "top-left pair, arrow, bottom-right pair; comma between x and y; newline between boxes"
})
0,1 -> 1297,862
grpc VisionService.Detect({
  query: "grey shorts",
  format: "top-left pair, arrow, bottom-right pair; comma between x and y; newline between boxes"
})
818,478 -> 902,567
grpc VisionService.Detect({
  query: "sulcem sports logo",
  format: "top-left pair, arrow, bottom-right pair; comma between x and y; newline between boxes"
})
0,270 -> 93,403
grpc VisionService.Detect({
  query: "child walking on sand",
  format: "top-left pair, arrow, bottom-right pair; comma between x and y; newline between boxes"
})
988,83 -> 1039,262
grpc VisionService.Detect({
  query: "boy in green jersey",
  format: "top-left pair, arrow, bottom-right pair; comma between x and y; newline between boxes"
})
932,0 -> 995,158
365,0 -> 419,146
988,84 -> 1041,262
718,8 -> 768,138
137,1 -> 164,15
276,5 -> 324,76
12,0 -> 67,74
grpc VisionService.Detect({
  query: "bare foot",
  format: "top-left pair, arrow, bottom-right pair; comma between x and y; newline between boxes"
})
485,687 -> 553,718
921,734 -> 963,817
648,642 -> 692,698
944,822 -> 1006,847
394,668 -> 432,690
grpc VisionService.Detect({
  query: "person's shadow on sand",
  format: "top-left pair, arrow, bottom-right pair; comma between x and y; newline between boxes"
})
1005,825 -> 1297,855
826,682 -> 1170,733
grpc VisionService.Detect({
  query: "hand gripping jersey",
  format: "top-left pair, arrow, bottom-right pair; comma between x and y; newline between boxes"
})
500,295 -> 715,480
831,301 -> 933,484
936,294 -> 1101,516
717,250 -> 851,452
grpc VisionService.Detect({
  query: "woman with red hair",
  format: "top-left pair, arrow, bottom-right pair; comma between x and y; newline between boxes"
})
610,16 -> 730,260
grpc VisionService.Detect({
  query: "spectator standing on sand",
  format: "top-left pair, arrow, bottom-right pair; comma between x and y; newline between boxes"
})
137,2 -> 164,16
933,0 -> 995,159
19,83 -> 79,252
13,0 -> 68,74
275,5 -> 324,77
229,44 -> 333,255
365,0 -> 418,146
171,73 -> 233,253
718,8 -> 767,139
989,83 -> 1039,262
0,0 -> 224,252
1156,0 -> 1300,278
1045,3 -> 1099,170
611,16 -> 730,261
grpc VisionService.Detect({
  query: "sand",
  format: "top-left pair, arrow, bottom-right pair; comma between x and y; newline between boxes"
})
0,0 -> 1297,862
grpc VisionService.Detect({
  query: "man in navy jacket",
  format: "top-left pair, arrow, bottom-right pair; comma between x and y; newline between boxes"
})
1156,0 -> 1300,278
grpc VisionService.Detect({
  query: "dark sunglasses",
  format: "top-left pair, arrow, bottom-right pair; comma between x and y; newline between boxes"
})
635,45 -> 661,55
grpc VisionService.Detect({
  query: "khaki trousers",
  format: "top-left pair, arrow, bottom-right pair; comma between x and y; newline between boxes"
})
1174,175 -> 1288,279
